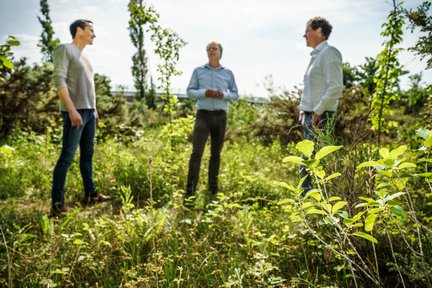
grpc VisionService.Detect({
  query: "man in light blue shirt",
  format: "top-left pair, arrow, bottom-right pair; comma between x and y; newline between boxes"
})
185,41 -> 239,204
299,17 -> 343,193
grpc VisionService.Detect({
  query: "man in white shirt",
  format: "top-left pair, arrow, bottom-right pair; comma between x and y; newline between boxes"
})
299,17 -> 343,193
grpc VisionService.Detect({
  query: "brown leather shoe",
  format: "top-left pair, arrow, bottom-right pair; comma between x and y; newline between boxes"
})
49,205 -> 68,217
82,193 -> 113,204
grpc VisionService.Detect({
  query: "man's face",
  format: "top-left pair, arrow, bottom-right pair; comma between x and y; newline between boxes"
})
206,42 -> 221,61
79,23 -> 96,45
303,24 -> 323,48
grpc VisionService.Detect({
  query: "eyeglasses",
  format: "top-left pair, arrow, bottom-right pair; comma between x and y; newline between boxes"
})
207,47 -> 219,51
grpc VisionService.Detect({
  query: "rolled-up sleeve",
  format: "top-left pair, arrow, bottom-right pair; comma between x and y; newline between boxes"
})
53,45 -> 69,89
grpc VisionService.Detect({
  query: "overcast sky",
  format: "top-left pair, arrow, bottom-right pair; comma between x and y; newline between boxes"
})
0,0 -> 430,97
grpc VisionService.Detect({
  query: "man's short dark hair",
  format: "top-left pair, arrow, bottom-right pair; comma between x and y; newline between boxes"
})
70,19 -> 93,39
308,17 -> 333,39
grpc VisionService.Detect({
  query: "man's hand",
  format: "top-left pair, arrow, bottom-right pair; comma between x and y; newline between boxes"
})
205,89 -> 224,99
69,109 -> 83,128
205,89 -> 215,98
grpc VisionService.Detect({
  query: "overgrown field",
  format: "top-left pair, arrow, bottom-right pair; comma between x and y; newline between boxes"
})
1,99 -> 431,287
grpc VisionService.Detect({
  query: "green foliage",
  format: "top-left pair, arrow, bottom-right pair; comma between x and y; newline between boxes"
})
37,0 -> 60,63
0,59 -> 57,137
406,0 -> 432,69
279,136 -> 432,286
128,0 -> 154,105
370,0 -> 405,145
128,0 -> 186,111
0,1 -> 431,286
0,36 -> 20,72
397,73 -> 430,114
253,86 -> 302,145
1,99 -> 432,287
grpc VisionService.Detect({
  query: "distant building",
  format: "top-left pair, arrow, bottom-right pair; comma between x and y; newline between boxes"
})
110,90 -> 268,104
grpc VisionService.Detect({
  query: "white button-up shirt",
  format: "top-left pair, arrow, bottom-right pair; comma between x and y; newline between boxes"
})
301,40 -> 343,115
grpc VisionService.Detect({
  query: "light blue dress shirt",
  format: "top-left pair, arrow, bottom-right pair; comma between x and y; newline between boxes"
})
301,40 -> 343,115
187,63 -> 239,111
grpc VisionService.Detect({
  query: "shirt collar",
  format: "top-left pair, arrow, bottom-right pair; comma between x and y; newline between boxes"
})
204,63 -> 224,70
310,40 -> 328,56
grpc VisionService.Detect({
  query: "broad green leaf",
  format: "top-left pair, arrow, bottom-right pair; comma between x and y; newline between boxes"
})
392,179 -> 405,191
320,203 -> 332,212
282,156 -> 304,164
383,159 -> 395,167
306,208 -> 327,215
0,57 -> 13,69
397,162 -> 416,169
390,205 -> 407,218
332,201 -> 348,214
352,232 -> 378,244
416,128 -> 430,140
419,158 -> 432,163
357,161 -> 382,169
301,202 -> 314,210
304,159 -> 320,168
344,211 -> 365,226
369,208 -> 384,215
315,145 -> 343,160
352,211 -> 366,221
389,145 -> 407,159
316,169 -> 326,179
376,182 -> 390,189
7,37 -> 20,46
325,172 -> 341,181
377,170 -> 392,177
425,134 -> 432,148
278,199 -> 295,205
379,148 -> 390,159
375,189 -> 388,199
273,181 -> 298,192
328,196 -> 342,202
295,140 -> 314,159
338,211 -> 349,219
358,196 -> 376,203
355,202 -> 379,208
305,190 -> 321,201
365,214 -> 377,232
414,172 -> 432,177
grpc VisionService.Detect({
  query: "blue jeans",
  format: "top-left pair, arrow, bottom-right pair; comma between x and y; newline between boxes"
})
52,109 -> 97,210
186,110 -> 227,196
300,111 -> 336,191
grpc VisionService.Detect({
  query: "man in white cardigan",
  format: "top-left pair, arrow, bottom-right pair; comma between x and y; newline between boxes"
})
299,16 -> 343,194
